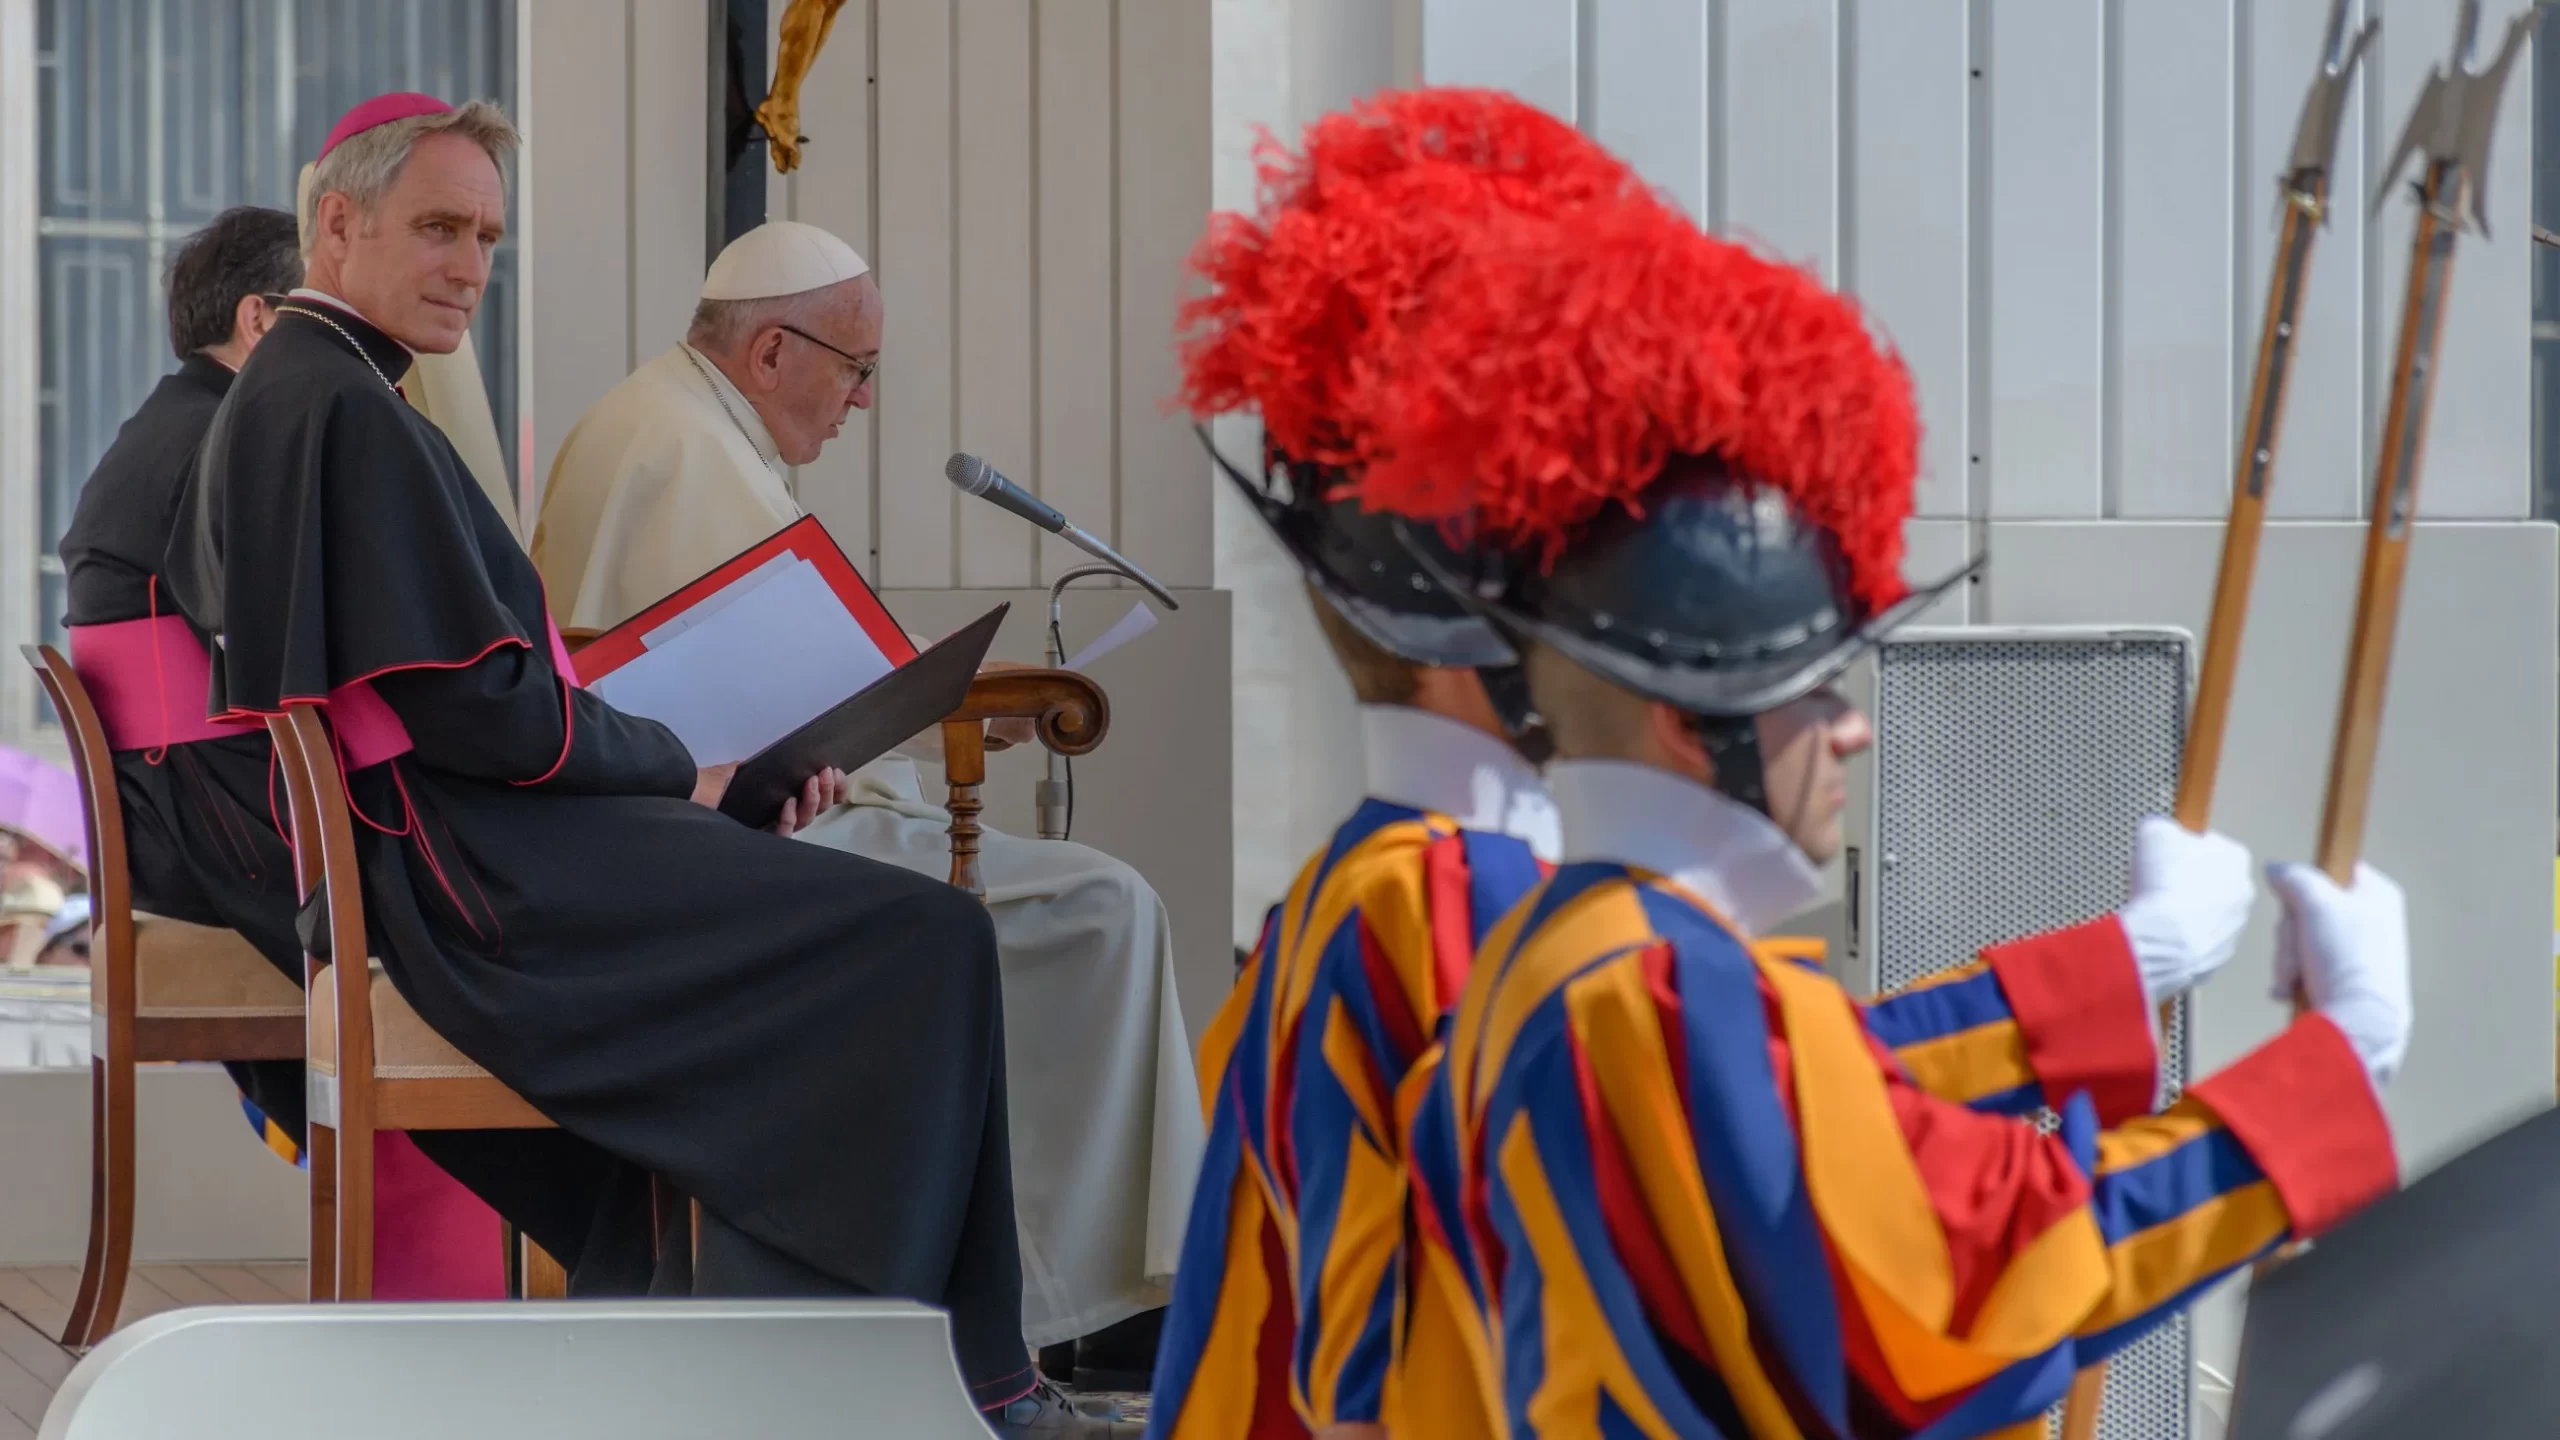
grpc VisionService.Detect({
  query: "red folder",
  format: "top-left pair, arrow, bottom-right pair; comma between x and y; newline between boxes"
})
569,515 -> 915,685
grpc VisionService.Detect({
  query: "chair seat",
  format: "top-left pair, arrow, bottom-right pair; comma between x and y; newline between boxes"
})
309,961 -> 488,1080
131,915 -> 302,1019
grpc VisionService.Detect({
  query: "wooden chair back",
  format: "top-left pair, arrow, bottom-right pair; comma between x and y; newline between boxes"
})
265,706 -> 567,1301
24,646 -> 137,1019
266,707 -> 373,1105
24,644 -> 303,1344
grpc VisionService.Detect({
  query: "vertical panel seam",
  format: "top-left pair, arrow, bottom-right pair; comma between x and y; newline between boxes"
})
2357,0 -> 2381,521
1027,0 -> 1043,585
1964,0 -> 1992,622
624,0 -> 637,377
1572,0 -> 1596,133
1705,0 -> 1726,231
867,0 -> 883,580
2230,0 -> 2252,488
948,0 -> 962,589
2099,0 -> 2122,518
1108,0 -> 1122,552
1835,0 -> 1854,294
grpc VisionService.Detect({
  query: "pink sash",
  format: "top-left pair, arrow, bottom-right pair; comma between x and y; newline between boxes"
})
68,615 -> 580,767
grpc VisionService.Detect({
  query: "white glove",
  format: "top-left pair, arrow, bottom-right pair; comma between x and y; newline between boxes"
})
2115,816 -> 2256,1006
2266,861 -> 2413,1090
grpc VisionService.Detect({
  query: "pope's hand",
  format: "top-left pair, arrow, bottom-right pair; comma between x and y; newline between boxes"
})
772,767 -> 849,838
2267,861 -> 2413,1089
2115,816 -> 2256,1005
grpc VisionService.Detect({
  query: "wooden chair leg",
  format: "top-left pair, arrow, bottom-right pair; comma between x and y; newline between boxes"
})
61,1048 -> 137,1347
522,1240 -> 568,1300
338,1115 -> 375,1300
57,1059 -> 110,1344
59,1052 -> 134,1348
307,1123 -> 338,1302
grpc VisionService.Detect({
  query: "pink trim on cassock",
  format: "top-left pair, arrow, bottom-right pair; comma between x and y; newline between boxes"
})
370,1131 -> 507,1299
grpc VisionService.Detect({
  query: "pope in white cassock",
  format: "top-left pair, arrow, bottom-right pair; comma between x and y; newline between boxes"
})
531,221 -> 1204,1352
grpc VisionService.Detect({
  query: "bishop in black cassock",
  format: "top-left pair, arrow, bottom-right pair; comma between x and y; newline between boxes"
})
163,94 -> 1054,1421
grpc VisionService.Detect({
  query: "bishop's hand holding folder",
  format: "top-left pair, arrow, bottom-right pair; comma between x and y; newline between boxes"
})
569,515 -> 1007,831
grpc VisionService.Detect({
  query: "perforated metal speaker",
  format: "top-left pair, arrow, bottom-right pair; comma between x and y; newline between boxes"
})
1835,627 -> 2195,1440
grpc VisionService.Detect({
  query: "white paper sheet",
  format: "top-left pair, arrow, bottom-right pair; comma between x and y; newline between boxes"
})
591,559 -> 895,764
1063,601 -> 1158,671
641,550 -> 798,650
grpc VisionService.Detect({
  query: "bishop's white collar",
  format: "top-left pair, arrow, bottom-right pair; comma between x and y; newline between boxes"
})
679,342 -> 783,470
285,288 -> 413,357
1361,705 -> 1560,862
1548,758 -> 1827,938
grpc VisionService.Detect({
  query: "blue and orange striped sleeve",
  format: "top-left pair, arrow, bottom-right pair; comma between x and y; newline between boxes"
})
1486,914 -> 2394,1439
1863,917 -> 2160,1125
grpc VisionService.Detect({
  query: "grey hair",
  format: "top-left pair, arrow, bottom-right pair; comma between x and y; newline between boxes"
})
687,290 -> 834,356
302,100 -> 519,251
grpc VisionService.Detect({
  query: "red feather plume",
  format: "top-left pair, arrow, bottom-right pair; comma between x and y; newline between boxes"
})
1175,88 -> 1659,470
1354,200 -> 1922,616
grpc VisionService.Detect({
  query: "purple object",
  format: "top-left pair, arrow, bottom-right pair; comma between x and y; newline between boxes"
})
0,745 -> 85,871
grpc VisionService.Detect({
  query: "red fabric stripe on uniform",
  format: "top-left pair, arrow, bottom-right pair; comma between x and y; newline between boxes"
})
1982,916 -> 2157,1127
1356,914 -> 1430,1074
1642,944 -> 1694,1130
2186,1015 -> 2397,1238
1422,830 -> 1479,1014
1253,1219 -> 1314,1438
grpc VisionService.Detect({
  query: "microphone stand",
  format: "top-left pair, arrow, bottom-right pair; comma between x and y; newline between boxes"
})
1037,564 -> 1126,840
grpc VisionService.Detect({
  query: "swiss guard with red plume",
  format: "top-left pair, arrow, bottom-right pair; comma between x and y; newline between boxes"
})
1366,172 -> 2413,1437
1149,89 -> 1651,1440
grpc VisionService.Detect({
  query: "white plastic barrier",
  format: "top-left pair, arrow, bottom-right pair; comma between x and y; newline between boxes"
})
39,1300 -> 990,1439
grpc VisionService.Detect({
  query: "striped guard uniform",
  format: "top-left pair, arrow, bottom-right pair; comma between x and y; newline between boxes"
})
1397,760 -> 2397,1439
1151,706 -> 1561,1438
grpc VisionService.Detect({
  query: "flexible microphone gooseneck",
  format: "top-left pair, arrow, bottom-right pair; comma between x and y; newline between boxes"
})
943,453 -> 1181,611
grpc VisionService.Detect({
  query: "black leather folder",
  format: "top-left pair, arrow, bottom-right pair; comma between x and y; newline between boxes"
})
716,603 -> 1009,829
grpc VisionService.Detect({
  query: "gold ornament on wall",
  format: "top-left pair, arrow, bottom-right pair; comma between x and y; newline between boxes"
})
754,0 -> 851,174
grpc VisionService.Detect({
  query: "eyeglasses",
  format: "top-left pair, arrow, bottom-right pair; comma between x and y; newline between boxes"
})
779,324 -> 879,389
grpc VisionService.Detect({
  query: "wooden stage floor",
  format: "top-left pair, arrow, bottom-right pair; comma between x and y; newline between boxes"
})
0,1264 -> 308,1437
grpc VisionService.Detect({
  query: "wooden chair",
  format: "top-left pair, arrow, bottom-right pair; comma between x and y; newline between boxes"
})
22,645 -> 306,1349
264,706 -> 563,1302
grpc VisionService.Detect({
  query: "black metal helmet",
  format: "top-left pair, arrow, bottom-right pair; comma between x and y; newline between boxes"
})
1399,453 -> 1975,808
1205,427 -> 1516,670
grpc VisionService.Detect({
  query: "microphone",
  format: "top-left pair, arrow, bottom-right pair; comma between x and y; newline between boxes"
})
944,453 -> 1180,610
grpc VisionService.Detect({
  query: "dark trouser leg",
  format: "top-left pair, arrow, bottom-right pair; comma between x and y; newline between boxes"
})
691,1206 -> 863,1296
941,1006 -> 1037,1412
691,1207 -> 1027,1416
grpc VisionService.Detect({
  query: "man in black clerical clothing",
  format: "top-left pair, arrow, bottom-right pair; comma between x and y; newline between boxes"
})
58,206 -> 659,1300
165,94 -> 1120,1437
57,205 -> 310,1150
